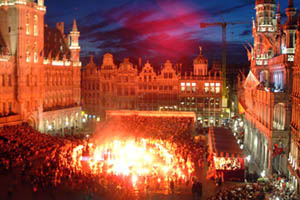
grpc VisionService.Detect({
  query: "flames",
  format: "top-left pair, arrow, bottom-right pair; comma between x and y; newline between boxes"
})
72,138 -> 194,185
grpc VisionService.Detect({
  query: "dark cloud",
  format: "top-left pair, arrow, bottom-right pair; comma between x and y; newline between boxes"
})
240,29 -> 251,36
59,0 -> 254,66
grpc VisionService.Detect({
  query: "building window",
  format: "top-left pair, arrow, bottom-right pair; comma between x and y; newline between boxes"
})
3,103 -> 6,114
186,83 -> 191,92
34,15 -> 38,36
192,82 -> 196,93
124,87 -> 128,96
26,13 -> 30,35
169,73 -> 173,79
164,73 -> 168,79
181,83 -> 185,92
216,98 -> 220,108
117,87 -> 122,96
27,75 -> 30,86
34,42 -> 38,63
8,75 -> 11,86
8,102 -> 12,114
2,74 -> 5,87
26,45 -> 30,62
130,88 -> 135,96
216,86 -> 220,93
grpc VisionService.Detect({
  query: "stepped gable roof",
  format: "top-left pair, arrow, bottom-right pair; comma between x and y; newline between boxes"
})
44,25 -> 70,60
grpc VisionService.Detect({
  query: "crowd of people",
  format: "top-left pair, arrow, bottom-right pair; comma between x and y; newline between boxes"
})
0,123 -> 135,199
97,115 -> 207,168
0,114 -> 208,199
208,181 -> 299,200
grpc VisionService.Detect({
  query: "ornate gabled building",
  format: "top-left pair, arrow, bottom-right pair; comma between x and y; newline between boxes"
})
81,48 -> 223,128
290,13 -> 300,194
239,0 -> 297,177
0,0 -> 82,134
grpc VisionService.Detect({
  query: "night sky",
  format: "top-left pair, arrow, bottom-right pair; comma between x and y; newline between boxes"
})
44,0 -> 300,67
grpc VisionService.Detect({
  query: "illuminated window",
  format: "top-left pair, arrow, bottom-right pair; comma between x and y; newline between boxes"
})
216,86 -> 220,93
34,15 -> 38,36
26,13 -> 30,35
181,83 -> 185,86
181,86 -> 185,92
210,86 -> 214,93
288,55 -> 294,62
216,83 -> 220,86
34,42 -> 38,63
216,98 -> 220,108
205,86 -> 209,93
192,86 -> 196,93
205,83 -> 209,87
210,83 -> 215,86
26,45 -> 30,62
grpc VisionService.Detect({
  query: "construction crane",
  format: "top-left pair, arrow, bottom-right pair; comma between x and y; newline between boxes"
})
200,21 -> 250,108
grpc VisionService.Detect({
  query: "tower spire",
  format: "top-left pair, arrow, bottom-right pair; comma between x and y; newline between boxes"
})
288,0 -> 294,8
72,19 -> 78,32
277,1 -> 280,14
199,46 -> 202,55
276,1 -> 281,24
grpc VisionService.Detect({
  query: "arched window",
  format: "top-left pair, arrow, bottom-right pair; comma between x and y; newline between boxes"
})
33,15 -> 38,36
273,103 -> 285,130
26,13 -> 30,35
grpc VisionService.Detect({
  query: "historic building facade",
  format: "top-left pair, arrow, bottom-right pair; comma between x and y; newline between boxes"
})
289,15 -> 300,193
0,0 -> 82,134
239,0 -> 297,177
82,48 -> 223,128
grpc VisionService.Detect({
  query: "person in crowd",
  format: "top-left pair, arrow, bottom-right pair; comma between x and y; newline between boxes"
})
170,179 -> 175,195
196,181 -> 202,198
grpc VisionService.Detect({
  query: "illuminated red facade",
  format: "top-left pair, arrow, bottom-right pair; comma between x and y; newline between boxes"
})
290,15 -> 300,193
239,0 -> 297,178
0,0 -> 82,134
82,48 -> 223,127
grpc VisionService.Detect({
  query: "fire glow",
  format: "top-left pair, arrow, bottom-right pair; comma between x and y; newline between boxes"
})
72,138 -> 194,185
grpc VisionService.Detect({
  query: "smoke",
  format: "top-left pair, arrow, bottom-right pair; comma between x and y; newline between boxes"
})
91,116 -> 146,145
